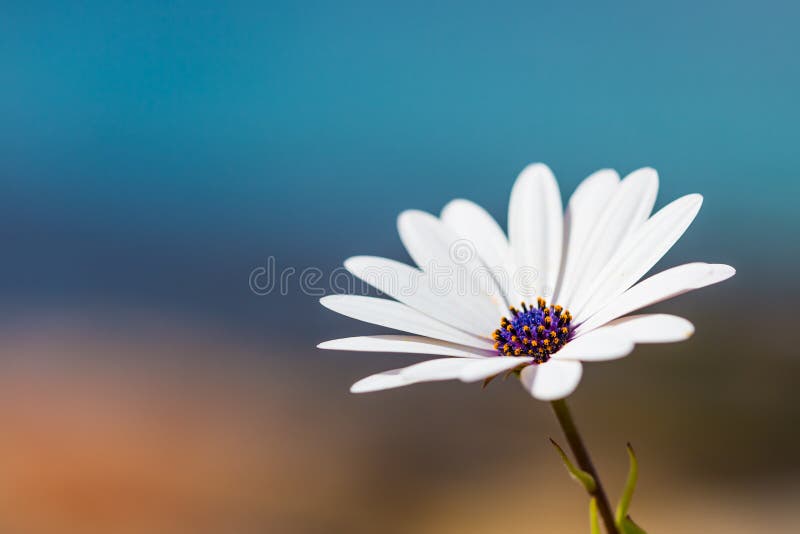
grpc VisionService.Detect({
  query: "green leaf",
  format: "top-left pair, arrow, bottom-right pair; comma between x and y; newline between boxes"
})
615,443 -> 639,525
549,438 -> 596,493
619,516 -> 647,534
589,497 -> 600,534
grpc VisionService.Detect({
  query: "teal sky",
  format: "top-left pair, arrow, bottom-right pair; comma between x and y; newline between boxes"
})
1,1 -> 797,333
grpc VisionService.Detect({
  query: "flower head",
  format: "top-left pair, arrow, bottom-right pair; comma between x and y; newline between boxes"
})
318,164 -> 735,400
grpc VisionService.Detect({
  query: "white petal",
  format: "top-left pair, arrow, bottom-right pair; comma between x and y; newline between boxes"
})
318,335 -> 494,358
440,199 -> 517,306
400,358 -> 477,381
563,168 -> 658,310
440,199 -> 510,273
574,193 -> 703,322
575,263 -> 735,334
552,328 -> 634,361
508,163 -> 563,300
344,256 -> 495,335
397,210 -> 505,319
459,357 -> 533,383
519,360 -> 583,401
554,169 -> 620,305
350,368 -> 408,393
320,295 -> 492,349
604,314 -> 695,343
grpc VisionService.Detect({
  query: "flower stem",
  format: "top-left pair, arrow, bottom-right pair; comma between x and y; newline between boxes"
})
551,398 -> 619,534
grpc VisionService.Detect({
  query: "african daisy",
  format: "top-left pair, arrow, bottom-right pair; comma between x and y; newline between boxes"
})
318,164 -> 734,401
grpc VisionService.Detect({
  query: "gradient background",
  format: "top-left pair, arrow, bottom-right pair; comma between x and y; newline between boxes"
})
1,1 -> 799,532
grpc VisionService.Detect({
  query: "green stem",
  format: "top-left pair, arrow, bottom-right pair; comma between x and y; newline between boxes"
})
551,398 -> 619,534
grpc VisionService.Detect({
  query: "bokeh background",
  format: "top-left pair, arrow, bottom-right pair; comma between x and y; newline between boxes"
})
1,1 -> 799,532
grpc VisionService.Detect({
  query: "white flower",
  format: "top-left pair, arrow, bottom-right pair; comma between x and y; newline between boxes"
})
318,164 -> 735,400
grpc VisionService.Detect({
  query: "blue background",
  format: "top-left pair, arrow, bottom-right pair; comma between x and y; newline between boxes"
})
0,2 -> 798,532
2,0 -> 798,334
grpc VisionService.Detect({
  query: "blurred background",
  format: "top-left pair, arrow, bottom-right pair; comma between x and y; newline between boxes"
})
1,1 -> 799,532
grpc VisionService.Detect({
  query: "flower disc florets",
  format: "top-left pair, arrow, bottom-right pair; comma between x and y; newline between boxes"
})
492,298 -> 573,363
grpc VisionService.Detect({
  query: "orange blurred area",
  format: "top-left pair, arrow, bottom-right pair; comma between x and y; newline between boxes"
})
0,309 -> 798,533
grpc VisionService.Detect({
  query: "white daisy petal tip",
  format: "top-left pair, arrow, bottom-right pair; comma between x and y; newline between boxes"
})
342,255 -> 369,271
591,167 -> 619,176
605,314 -> 695,343
319,294 -> 341,308
440,198 -> 475,217
518,162 -> 556,179
670,317 -> 696,340
711,263 -> 736,281
511,163 -> 560,204
350,370 -> 406,393
671,193 -> 703,228
691,263 -> 735,288
519,360 -> 583,401
578,168 -> 621,190
625,166 -> 659,188
679,329 -> 695,340
396,208 -> 436,234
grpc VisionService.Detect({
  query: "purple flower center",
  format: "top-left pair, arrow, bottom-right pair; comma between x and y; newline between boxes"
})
492,298 -> 573,363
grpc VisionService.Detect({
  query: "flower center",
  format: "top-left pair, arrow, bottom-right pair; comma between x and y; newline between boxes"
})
492,298 -> 573,363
